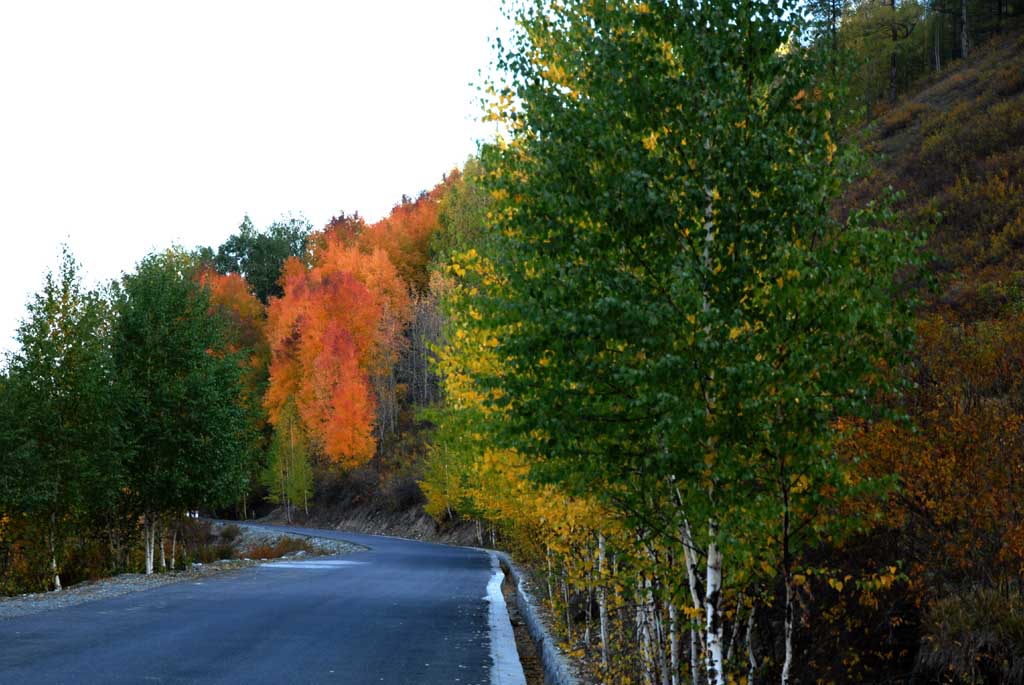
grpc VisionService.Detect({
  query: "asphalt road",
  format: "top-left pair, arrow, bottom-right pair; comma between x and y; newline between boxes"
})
0,524 -> 523,685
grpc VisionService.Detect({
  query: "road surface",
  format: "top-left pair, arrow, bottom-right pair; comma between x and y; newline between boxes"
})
0,524 -> 525,684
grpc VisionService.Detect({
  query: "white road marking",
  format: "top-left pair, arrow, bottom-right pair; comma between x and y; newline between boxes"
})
261,560 -> 368,569
486,553 -> 527,685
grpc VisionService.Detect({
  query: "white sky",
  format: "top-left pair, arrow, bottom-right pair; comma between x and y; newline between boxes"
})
0,0 -> 508,353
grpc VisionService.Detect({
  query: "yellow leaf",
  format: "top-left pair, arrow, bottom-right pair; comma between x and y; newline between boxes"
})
729,327 -> 742,340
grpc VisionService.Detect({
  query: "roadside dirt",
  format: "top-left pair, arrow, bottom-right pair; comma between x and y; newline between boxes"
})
503,569 -> 545,685
262,502 -> 484,546
0,522 -> 362,620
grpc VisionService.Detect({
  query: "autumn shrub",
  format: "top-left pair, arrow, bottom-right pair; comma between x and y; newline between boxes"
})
178,518 -> 233,565
994,64 -> 1024,97
193,542 -> 236,564
880,101 -> 932,137
919,588 -> 1024,683
987,210 -> 1024,265
932,68 -> 980,99
949,171 -> 1023,231
244,537 -> 313,560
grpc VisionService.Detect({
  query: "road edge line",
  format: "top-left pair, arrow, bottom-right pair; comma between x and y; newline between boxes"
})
493,551 -> 580,685
487,552 -> 528,685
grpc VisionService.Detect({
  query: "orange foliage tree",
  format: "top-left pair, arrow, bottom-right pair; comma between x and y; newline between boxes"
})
264,236 -> 410,469
358,173 -> 457,292
200,271 -> 270,412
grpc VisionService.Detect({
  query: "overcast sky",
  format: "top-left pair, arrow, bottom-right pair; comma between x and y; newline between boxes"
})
0,0 -> 507,353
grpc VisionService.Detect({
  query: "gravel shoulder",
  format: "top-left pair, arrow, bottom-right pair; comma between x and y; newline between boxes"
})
0,521 -> 367,621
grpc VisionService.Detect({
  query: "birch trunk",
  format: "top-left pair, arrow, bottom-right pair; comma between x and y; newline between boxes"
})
546,547 -> 556,609
597,534 -> 611,670
143,514 -> 155,575
680,518 -> 705,685
159,519 -> 167,571
691,629 -> 701,685
781,580 -> 794,685
704,522 -> 725,685
725,593 -> 744,664
643,551 -> 669,685
48,513 -> 61,591
562,566 -> 573,644
170,527 -> 178,572
669,601 -> 680,685
656,610 -> 670,685
698,187 -> 723,685
747,605 -> 757,685
585,585 -> 593,646
637,576 -> 656,685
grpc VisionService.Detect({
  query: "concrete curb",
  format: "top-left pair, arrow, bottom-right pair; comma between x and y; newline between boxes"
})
493,551 -> 580,685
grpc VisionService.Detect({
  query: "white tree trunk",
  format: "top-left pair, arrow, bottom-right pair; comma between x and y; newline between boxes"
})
704,522 -> 725,685
546,547 -> 555,608
637,576 -> 656,685
725,593 -> 745,663
651,575 -> 669,685
669,601 -> 680,685
747,605 -> 757,685
170,527 -> 178,572
680,518 -> 705,685
691,629 -> 701,685
144,514 -> 155,575
51,554 -> 61,591
597,534 -> 611,670
159,519 -> 167,571
48,513 -> 62,591
781,580 -> 794,685
562,566 -> 573,643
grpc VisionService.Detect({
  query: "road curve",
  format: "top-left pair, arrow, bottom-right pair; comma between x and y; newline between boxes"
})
0,523 -> 522,684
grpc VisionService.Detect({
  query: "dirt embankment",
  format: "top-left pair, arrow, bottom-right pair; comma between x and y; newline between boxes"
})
262,502 -> 486,547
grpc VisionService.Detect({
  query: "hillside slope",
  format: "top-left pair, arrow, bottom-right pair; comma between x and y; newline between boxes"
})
838,27 -> 1024,683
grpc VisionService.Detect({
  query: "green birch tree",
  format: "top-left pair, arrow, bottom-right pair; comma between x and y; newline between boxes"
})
473,1 -> 920,681
113,250 -> 254,574
0,250 -> 124,590
261,400 -> 312,522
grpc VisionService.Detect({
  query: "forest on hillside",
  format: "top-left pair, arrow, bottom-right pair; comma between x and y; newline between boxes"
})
2,0 -> 1024,683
